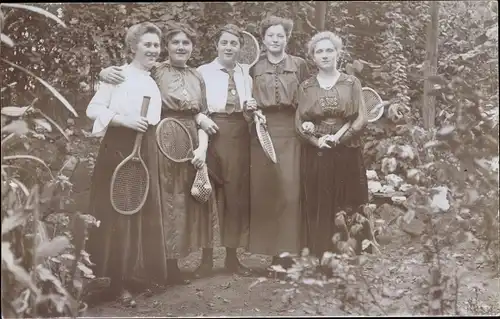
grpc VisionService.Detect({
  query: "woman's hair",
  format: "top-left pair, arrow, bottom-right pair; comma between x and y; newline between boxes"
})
125,22 -> 162,53
215,24 -> 245,47
307,31 -> 343,58
163,22 -> 197,46
259,15 -> 294,39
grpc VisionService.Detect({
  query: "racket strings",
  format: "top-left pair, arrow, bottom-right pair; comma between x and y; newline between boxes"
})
257,124 -> 277,162
157,120 -> 193,161
111,161 -> 148,212
238,34 -> 259,65
363,91 -> 383,113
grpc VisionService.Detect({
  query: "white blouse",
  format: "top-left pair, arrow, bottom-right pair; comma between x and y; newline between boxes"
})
196,58 -> 253,114
86,64 -> 162,137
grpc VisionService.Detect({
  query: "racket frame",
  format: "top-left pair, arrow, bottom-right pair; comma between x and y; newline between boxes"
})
155,117 -> 195,163
362,87 -> 385,123
110,96 -> 151,215
254,113 -> 278,163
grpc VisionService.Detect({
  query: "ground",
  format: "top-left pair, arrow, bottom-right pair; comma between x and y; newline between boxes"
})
57,117 -> 499,317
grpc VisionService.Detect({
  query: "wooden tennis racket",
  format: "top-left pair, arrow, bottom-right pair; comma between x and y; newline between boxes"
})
155,117 -> 212,203
110,96 -> 151,215
362,87 -> 385,123
238,30 -> 278,164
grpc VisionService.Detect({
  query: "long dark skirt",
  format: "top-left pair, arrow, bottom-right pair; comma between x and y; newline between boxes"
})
142,113 -> 214,282
248,109 -> 302,256
86,126 -> 149,291
300,143 -> 370,258
207,113 -> 250,249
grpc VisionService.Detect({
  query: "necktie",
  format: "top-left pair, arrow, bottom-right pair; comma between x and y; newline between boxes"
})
223,68 -> 237,114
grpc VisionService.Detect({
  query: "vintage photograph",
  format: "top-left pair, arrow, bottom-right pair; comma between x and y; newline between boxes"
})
1,1 -> 498,317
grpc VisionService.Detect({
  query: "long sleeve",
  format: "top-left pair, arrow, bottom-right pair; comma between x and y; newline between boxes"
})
242,65 -> 255,124
295,85 -> 318,146
86,82 -> 116,136
350,77 -> 367,131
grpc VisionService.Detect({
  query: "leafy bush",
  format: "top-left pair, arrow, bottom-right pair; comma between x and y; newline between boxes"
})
1,4 -> 108,318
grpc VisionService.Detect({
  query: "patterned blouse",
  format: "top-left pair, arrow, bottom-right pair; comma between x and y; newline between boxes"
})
151,61 -> 208,116
251,54 -> 310,110
295,73 -> 366,147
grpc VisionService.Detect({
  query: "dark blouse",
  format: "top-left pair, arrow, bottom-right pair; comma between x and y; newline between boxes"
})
251,54 -> 310,110
152,61 -> 208,115
295,73 -> 366,147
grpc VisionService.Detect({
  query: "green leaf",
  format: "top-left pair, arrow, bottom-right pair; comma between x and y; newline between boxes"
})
3,155 -> 53,178
1,120 -> 29,135
1,33 -> 13,47
1,210 -> 28,235
36,108 -> 70,140
1,106 -> 29,117
33,118 -> 52,132
2,242 -> 41,295
0,3 -> 67,28
1,59 -> 78,117
35,236 -> 71,263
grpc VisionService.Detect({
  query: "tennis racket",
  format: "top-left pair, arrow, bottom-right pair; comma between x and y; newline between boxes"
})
110,96 -> 151,215
155,117 -> 212,203
362,87 -> 385,123
238,30 -> 278,164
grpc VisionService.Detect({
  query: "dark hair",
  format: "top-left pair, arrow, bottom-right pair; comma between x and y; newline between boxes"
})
125,22 -> 162,53
259,15 -> 294,39
215,24 -> 245,47
163,22 -> 197,46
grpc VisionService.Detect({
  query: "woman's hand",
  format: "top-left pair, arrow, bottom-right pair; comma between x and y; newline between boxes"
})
116,114 -> 149,132
317,135 -> 332,149
254,109 -> 267,125
325,133 -> 341,147
197,114 -> 219,135
191,147 -> 207,169
302,121 -> 315,134
100,66 -> 126,85
245,98 -> 258,112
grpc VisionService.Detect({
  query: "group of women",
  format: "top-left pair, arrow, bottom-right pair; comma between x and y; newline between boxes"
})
85,16 -> 371,306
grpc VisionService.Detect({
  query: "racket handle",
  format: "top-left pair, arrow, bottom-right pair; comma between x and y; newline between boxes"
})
140,96 -> 151,117
133,96 -> 151,154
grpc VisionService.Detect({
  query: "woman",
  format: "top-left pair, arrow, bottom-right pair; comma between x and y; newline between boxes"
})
86,22 -> 163,305
247,16 -> 310,271
295,31 -> 371,260
194,24 -> 257,278
98,23 -> 215,286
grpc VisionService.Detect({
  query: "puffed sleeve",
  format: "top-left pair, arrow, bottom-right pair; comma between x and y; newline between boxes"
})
350,77 -> 367,131
197,72 -> 210,116
297,58 -> 311,84
295,84 -> 318,146
86,82 -> 115,136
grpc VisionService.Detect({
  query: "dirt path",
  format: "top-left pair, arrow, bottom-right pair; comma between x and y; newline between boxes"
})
85,237 -> 499,317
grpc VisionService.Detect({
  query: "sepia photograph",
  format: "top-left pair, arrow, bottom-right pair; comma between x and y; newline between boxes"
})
1,1 -> 498,317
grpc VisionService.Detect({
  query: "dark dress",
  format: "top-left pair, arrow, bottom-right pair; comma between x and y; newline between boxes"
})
141,62 -> 215,282
87,126 -> 150,292
296,73 -> 371,258
248,54 -> 310,256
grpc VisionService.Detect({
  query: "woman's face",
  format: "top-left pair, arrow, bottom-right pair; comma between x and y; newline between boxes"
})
312,39 -> 338,71
167,31 -> 193,66
263,24 -> 287,54
133,32 -> 161,70
217,31 -> 241,66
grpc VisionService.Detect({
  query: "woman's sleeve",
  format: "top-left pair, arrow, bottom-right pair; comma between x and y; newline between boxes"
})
295,84 -> 318,146
350,77 -> 367,131
86,82 -> 115,136
297,58 -> 311,84
198,72 -> 210,116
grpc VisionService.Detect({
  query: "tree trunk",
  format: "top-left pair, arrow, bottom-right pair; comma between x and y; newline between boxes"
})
423,1 -> 440,129
315,1 -> 327,31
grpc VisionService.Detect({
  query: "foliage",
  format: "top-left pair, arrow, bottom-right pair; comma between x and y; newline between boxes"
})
1,4 -> 108,318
